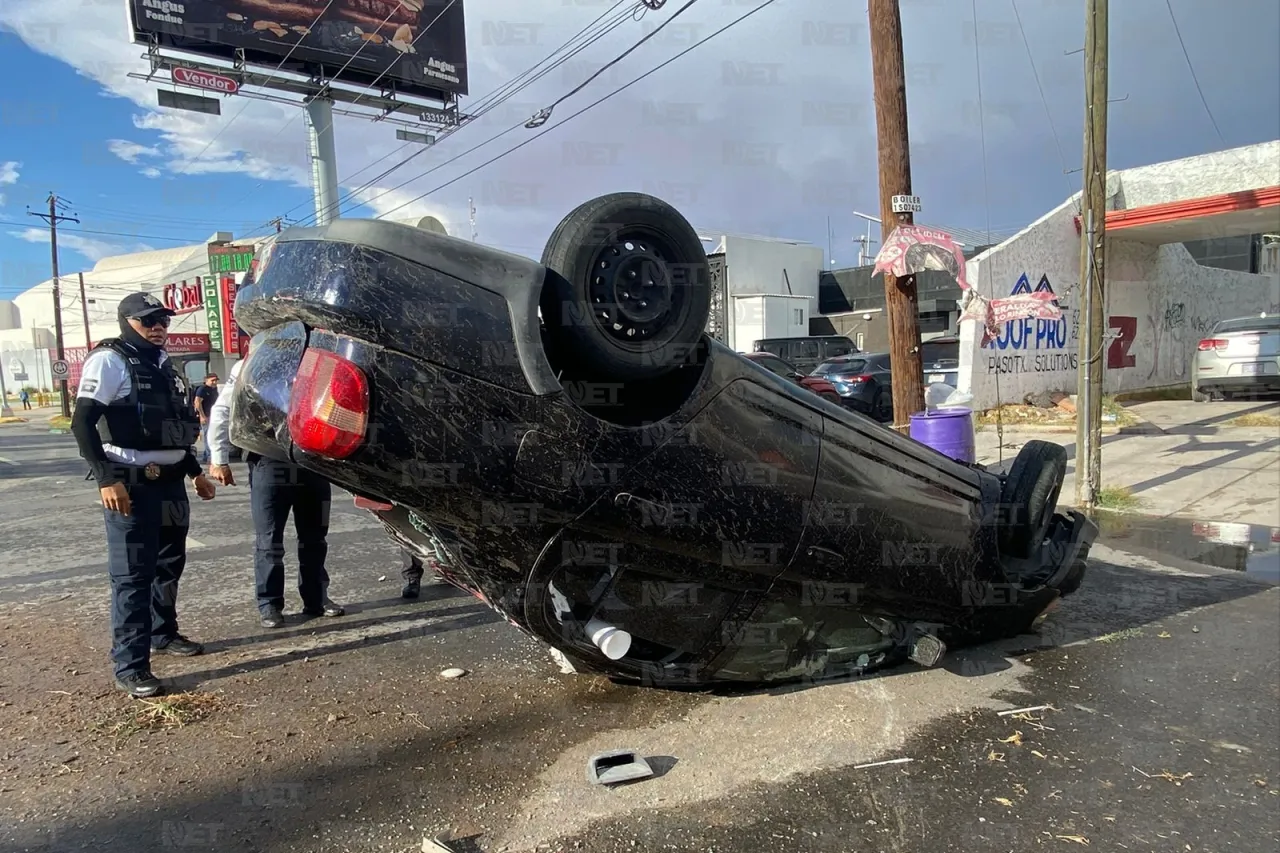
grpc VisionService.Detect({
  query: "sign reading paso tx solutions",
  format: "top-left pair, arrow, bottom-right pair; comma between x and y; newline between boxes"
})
127,0 -> 469,102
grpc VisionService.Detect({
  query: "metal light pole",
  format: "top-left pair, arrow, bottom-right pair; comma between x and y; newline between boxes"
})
306,96 -> 340,226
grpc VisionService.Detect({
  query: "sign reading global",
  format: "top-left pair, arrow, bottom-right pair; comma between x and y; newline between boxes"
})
128,0 -> 468,102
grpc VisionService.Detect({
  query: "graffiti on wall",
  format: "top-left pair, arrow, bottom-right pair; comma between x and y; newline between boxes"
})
1142,298 -> 1218,378
982,273 -> 1080,375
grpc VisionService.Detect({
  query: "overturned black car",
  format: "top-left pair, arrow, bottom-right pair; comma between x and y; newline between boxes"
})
227,192 -> 1097,687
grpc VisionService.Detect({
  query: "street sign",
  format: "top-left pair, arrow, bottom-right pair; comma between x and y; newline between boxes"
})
158,89 -> 222,116
396,129 -> 437,145
891,195 -> 923,213
173,66 -> 240,95
51,360 -> 70,380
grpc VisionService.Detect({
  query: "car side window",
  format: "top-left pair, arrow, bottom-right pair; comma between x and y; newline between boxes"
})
759,357 -> 795,377
825,341 -> 852,358
796,341 -> 819,361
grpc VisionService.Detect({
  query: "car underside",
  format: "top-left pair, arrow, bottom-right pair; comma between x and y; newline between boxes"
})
226,193 -> 1097,688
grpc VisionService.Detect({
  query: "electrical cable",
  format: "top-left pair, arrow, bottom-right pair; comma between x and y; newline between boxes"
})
274,0 -> 646,232
244,0 -> 642,236
525,0 -> 700,127
0,218 -> 203,243
175,1 -> 339,176
1010,0 -> 1075,207
970,0 -> 1005,461
217,0 -> 468,218
370,0 -> 781,223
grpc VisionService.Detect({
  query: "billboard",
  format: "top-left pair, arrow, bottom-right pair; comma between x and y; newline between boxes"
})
128,0 -> 468,101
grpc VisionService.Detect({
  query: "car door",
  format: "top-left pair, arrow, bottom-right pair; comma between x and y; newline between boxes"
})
823,338 -> 855,360
525,377 -> 824,670
792,339 -> 821,373
783,409 -> 987,623
754,355 -> 804,386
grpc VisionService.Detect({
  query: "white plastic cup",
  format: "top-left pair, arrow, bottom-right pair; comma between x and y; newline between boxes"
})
585,618 -> 632,660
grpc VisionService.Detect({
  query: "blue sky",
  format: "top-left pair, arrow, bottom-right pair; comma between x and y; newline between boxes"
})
2,0 -> 1278,301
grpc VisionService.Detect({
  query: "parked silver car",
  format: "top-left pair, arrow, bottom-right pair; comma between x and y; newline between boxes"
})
1192,314 -> 1280,401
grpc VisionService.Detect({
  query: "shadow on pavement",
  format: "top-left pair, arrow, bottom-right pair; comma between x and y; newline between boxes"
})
5,556 -> 1276,853
704,553 -> 1275,700
173,603 -> 502,689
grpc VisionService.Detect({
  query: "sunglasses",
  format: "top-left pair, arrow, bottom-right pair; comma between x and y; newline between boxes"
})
133,314 -> 171,329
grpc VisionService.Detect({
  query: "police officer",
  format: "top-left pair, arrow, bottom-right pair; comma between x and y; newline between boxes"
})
206,355 -> 345,628
71,293 -> 216,699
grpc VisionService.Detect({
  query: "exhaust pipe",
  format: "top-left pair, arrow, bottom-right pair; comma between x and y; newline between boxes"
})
586,618 -> 631,660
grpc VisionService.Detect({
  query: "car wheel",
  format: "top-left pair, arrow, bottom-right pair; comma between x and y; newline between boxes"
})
872,389 -> 891,421
821,391 -> 841,406
999,440 -> 1068,560
540,193 -> 711,381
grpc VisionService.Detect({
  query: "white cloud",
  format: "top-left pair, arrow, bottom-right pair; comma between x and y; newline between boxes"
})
0,0 -> 1276,257
106,139 -> 160,164
10,227 -> 155,263
140,167 -> 161,179
0,160 -> 18,205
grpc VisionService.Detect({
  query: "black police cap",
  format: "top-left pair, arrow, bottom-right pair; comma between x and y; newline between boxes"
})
118,292 -> 176,320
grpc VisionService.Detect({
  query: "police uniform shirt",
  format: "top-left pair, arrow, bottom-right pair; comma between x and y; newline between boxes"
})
77,348 -> 188,468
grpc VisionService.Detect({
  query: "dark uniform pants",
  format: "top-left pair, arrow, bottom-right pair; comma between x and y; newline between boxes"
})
248,457 -> 332,613
401,548 -> 424,582
103,476 -> 190,679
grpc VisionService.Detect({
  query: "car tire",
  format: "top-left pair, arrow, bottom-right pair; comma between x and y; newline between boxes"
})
872,389 -> 890,421
540,193 -> 711,381
999,440 -> 1068,560
820,391 -> 841,406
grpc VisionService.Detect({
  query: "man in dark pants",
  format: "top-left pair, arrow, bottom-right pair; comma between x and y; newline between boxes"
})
71,293 -> 217,698
206,357 -> 344,628
401,550 -> 426,599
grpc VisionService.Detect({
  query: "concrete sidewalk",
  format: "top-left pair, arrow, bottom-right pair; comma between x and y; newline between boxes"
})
974,397 -> 1280,526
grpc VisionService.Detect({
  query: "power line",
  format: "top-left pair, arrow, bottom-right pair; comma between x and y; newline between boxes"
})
0,217 -> 204,243
174,1 -> 339,177
374,0 -> 782,221
217,0 -> 467,218
271,0 -> 645,233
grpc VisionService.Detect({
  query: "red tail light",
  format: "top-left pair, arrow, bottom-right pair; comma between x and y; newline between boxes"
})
288,349 -> 369,459
1197,338 -> 1228,352
847,374 -> 873,383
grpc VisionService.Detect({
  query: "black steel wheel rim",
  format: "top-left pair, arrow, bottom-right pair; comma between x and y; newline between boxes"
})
586,229 -> 684,346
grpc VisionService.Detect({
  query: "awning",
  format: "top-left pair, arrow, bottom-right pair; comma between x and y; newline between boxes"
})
1096,186 -> 1280,244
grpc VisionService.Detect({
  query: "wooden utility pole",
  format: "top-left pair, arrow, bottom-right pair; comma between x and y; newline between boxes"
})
1074,0 -> 1109,507
868,0 -> 924,431
78,272 -> 92,349
28,194 -> 79,419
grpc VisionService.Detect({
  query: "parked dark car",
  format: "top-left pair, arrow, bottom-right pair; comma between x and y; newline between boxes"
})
227,192 -> 1096,688
741,352 -> 843,405
752,335 -> 857,374
811,352 -> 894,421
921,335 -> 961,389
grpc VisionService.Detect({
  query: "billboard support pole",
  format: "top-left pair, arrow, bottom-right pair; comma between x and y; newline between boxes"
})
306,97 -> 340,226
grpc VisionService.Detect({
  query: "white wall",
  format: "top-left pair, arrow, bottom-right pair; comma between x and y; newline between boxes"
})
715,236 -> 824,302
960,199 -> 1280,408
1114,141 -> 1280,209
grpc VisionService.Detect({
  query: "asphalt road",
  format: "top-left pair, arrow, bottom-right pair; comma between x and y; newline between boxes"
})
1,423 -> 1277,853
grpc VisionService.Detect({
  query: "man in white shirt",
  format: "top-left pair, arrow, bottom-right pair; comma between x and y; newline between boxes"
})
206,345 -> 344,628
70,293 -> 217,699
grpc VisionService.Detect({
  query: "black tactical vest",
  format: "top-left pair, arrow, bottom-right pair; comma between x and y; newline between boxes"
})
91,339 -> 201,452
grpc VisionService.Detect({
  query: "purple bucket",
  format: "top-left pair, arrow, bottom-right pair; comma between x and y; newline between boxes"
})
909,408 -> 976,464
